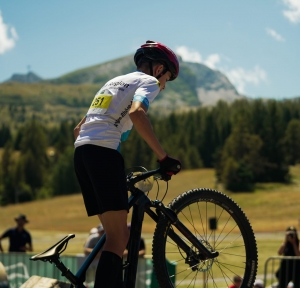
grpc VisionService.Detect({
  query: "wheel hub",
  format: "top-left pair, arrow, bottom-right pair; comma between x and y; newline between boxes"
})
185,239 -> 215,272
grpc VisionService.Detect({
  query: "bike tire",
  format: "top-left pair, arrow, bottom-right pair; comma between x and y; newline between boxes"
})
152,188 -> 258,288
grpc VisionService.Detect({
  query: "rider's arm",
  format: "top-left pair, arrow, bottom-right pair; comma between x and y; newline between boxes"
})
129,101 -> 166,160
74,116 -> 86,140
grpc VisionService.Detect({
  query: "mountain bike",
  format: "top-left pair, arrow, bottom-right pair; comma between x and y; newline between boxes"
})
30,166 -> 258,288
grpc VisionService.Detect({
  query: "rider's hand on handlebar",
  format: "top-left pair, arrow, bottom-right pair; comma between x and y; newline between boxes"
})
158,155 -> 181,181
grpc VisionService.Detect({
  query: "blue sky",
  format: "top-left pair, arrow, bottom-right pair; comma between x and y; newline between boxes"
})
0,0 -> 299,99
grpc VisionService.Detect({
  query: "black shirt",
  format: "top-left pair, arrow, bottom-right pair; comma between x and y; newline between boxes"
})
1,227 -> 32,252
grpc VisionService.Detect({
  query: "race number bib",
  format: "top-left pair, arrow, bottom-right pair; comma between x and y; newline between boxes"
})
87,94 -> 113,115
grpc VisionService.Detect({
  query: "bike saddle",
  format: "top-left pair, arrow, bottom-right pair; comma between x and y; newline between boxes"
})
30,234 -> 75,262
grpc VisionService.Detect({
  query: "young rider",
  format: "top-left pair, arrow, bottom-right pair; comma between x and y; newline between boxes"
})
73,40 -> 181,287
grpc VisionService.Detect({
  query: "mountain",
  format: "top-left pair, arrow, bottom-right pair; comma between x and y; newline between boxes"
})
183,62 -> 242,106
6,72 -> 43,83
0,55 -> 245,127
45,55 -> 244,108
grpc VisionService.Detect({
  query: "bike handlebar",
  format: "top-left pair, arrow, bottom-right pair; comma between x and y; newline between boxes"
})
127,168 -> 161,186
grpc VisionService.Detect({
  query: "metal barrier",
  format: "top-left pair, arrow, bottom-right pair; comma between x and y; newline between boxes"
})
0,253 -> 175,288
264,256 -> 300,288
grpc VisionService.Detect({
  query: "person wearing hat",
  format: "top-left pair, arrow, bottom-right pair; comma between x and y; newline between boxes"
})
0,214 -> 32,253
276,226 -> 300,288
84,224 -> 105,257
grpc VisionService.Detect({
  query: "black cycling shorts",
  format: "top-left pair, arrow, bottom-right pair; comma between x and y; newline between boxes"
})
74,144 -> 128,216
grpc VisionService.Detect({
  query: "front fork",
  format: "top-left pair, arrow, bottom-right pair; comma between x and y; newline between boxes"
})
152,200 -> 219,261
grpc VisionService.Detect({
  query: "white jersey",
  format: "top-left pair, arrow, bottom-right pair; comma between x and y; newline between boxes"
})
74,71 -> 161,150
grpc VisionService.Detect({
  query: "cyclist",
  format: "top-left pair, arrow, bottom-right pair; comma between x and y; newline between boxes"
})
73,40 -> 181,287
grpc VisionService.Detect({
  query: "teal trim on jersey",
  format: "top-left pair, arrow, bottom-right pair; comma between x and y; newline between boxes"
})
121,130 -> 131,142
133,95 -> 150,109
117,130 -> 131,152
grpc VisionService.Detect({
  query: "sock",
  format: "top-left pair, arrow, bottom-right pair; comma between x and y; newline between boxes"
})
94,250 -> 122,288
116,257 -> 125,288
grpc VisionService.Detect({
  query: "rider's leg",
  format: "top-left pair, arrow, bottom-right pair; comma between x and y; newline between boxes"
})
74,145 -> 129,287
94,210 -> 129,287
99,210 -> 129,257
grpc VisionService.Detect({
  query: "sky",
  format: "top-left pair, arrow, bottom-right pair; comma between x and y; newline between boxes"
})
0,0 -> 300,99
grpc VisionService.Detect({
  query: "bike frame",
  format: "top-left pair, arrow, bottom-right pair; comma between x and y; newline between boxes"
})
32,169 -> 217,288
74,187 -> 217,287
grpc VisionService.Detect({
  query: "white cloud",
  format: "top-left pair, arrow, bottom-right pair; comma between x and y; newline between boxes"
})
176,46 -> 221,69
0,11 -> 18,54
266,28 -> 286,42
204,54 -> 220,69
176,45 -> 267,95
176,46 -> 202,63
223,66 -> 267,94
282,0 -> 300,23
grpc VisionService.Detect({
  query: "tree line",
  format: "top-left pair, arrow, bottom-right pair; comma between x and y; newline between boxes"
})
0,98 -> 300,205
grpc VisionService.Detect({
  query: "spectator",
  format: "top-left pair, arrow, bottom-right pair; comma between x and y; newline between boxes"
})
276,226 -> 300,288
84,224 -> 105,258
228,275 -> 242,288
123,223 -> 145,258
0,214 -> 32,253
89,227 -> 98,235
253,279 -> 264,288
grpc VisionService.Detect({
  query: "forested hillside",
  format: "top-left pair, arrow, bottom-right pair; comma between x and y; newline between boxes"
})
2,54 -> 243,119
1,97 -> 300,205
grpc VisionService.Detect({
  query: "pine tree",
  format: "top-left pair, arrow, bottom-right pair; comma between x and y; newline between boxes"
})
283,119 -> 300,165
19,120 -> 49,198
50,147 -> 81,195
260,100 -> 289,182
218,116 -> 263,191
0,124 -> 12,147
0,141 -> 15,204
54,121 -> 74,154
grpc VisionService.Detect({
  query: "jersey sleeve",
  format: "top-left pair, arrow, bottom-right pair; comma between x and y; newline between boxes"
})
133,79 -> 160,110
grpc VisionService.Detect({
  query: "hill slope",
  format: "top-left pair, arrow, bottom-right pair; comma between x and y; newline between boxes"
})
6,72 -> 43,83
46,55 -> 243,108
2,55 -> 244,119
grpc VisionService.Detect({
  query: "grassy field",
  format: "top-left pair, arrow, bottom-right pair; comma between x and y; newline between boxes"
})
0,165 -> 299,279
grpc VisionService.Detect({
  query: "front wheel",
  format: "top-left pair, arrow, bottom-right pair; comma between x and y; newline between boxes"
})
152,188 -> 258,288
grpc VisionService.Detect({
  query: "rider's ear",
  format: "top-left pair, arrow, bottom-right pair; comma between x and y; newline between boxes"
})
153,64 -> 164,77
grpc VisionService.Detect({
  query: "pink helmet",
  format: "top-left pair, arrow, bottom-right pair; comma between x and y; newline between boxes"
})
134,40 -> 179,81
